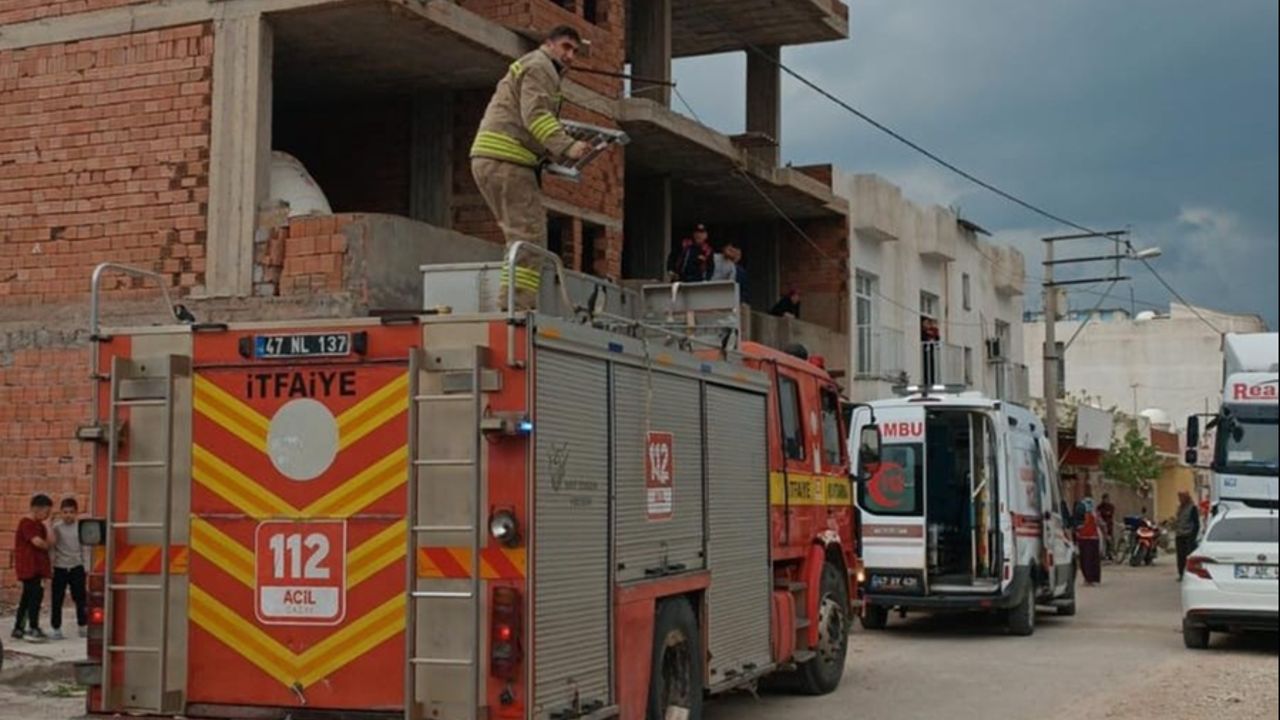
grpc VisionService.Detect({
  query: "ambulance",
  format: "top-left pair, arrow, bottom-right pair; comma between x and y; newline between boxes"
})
847,388 -> 1076,636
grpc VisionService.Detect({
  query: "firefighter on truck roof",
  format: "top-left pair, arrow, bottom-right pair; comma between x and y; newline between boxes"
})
470,25 -> 591,309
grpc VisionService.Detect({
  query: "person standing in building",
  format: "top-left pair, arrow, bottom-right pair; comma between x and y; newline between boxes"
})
471,25 -> 591,308
1074,487 -> 1103,586
49,497 -> 89,640
770,289 -> 801,319
1098,492 -> 1117,560
1174,490 -> 1201,581
12,494 -> 54,643
728,245 -> 749,304
677,224 -> 713,283
710,241 -> 738,282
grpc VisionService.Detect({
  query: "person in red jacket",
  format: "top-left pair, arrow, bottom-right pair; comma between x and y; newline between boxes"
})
1073,487 -> 1103,586
12,494 -> 54,642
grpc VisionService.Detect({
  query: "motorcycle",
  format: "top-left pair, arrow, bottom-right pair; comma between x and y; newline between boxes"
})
1128,518 -> 1161,566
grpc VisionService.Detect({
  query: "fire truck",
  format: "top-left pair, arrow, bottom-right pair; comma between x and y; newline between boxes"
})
73,245 -> 870,720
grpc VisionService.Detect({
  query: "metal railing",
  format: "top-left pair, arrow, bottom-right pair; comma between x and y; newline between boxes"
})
922,340 -> 966,387
855,326 -> 905,380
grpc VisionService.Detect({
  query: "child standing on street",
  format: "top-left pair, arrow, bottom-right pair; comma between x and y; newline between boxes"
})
12,493 -> 54,642
50,497 -> 89,639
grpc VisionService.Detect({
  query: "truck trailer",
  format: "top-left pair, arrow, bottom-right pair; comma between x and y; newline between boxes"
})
72,246 -> 867,720
1187,332 -> 1279,509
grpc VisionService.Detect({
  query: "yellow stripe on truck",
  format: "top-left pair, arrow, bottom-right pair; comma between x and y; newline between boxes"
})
768,471 -> 853,506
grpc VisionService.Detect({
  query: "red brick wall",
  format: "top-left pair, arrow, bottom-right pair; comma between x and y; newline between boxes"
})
0,0 -> 148,25
274,100 -> 412,217
0,24 -> 214,303
0,342 -> 91,601
779,217 -> 848,332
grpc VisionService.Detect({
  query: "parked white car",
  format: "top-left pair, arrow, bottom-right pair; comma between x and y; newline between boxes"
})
1181,506 -> 1279,649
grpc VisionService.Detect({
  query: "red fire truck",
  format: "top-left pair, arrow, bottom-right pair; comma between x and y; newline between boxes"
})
73,247 -> 869,720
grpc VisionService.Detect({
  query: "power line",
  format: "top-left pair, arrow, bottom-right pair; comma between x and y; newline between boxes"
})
737,41 -> 1223,335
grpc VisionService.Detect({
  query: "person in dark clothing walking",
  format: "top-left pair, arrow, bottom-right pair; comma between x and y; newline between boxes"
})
12,494 -> 53,642
1098,493 -> 1117,560
1175,490 -> 1201,581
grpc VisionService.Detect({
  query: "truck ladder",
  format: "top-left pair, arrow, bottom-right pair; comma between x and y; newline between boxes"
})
101,354 -> 187,714
405,347 -> 488,720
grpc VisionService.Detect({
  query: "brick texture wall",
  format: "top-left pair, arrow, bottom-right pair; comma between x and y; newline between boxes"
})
0,340 -> 92,600
779,217 -> 849,332
0,24 -> 214,304
0,0 -> 149,25
0,23 -> 212,601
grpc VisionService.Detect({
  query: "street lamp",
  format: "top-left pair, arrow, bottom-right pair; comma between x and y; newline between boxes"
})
1131,246 -> 1163,260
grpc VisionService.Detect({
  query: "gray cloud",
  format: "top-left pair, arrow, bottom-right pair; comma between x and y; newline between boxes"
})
674,0 -> 1278,326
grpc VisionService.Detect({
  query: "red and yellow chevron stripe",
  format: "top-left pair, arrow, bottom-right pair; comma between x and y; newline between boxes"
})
91,545 -> 189,575
418,546 -> 526,580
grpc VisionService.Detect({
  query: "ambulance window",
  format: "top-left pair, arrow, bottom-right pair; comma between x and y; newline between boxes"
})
820,388 -> 843,466
779,375 -> 805,461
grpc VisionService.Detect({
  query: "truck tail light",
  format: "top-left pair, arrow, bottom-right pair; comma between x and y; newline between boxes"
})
1185,556 -> 1214,580
490,587 -> 523,681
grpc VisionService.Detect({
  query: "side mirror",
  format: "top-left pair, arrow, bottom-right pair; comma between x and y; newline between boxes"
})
1061,501 -> 1075,528
79,518 -> 106,547
1185,415 -> 1200,447
855,424 -> 883,483
1184,448 -> 1198,466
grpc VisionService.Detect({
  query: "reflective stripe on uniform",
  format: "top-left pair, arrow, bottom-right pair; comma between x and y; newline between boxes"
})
500,266 -> 542,292
510,60 -> 525,77
470,130 -> 539,167
528,112 -> 563,144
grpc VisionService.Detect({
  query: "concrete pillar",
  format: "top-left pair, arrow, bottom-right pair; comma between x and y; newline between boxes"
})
623,175 -> 672,280
630,0 -> 672,106
205,14 -> 272,297
745,45 -> 781,166
410,92 -> 454,228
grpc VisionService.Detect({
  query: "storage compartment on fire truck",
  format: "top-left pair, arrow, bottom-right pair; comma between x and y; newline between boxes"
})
924,409 -> 1000,588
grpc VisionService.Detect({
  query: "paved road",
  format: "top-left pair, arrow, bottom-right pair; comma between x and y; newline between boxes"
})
708,559 -> 1278,720
3,559 -> 1275,719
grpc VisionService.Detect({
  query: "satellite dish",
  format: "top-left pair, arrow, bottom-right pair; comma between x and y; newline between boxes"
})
1140,407 -> 1172,429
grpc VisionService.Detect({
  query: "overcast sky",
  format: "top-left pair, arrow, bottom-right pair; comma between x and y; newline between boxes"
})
673,0 -> 1278,328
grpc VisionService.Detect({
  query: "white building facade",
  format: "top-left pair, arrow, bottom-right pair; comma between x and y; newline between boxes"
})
1023,303 -> 1269,426
839,171 -> 1029,403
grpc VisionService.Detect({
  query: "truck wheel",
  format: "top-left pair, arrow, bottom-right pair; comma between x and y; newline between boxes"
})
1006,585 -> 1036,636
1182,619 -> 1210,650
799,562 -> 850,695
860,604 -> 889,630
647,597 -> 704,720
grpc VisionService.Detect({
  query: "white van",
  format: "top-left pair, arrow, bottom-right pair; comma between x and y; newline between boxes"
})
848,390 -> 1077,635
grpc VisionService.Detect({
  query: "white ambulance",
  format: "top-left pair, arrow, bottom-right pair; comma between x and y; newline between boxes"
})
848,389 -> 1077,635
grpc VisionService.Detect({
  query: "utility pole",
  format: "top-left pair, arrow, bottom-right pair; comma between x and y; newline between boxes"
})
1043,240 -> 1059,451
1041,230 -> 1135,452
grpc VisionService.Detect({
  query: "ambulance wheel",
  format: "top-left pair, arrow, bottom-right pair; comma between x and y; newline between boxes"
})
861,604 -> 889,630
799,562 -> 850,695
647,597 -> 704,720
1006,585 -> 1036,636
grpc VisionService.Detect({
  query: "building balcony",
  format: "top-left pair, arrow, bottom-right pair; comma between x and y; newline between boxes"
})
743,311 -> 850,379
995,245 -> 1027,296
671,0 -> 849,57
618,97 -> 848,224
922,340 -> 966,387
917,206 -> 957,262
849,174 -> 903,243
993,360 -> 1030,405
854,326 -> 906,381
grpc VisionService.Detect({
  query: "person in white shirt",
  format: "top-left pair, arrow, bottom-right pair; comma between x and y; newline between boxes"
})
50,497 -> 89,639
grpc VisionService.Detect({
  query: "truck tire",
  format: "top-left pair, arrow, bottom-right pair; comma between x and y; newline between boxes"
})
1006,584 -> 1036,636
799,562 -> 850,695
647,597 -> 704,720
1182,619 -> 1210,650
861,604 -> 889,630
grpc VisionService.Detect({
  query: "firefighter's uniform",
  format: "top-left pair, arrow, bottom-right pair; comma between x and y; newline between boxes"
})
470,48 -> 576,307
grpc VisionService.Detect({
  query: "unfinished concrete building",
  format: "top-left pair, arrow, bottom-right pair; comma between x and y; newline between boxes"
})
0,0 -> 850,598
